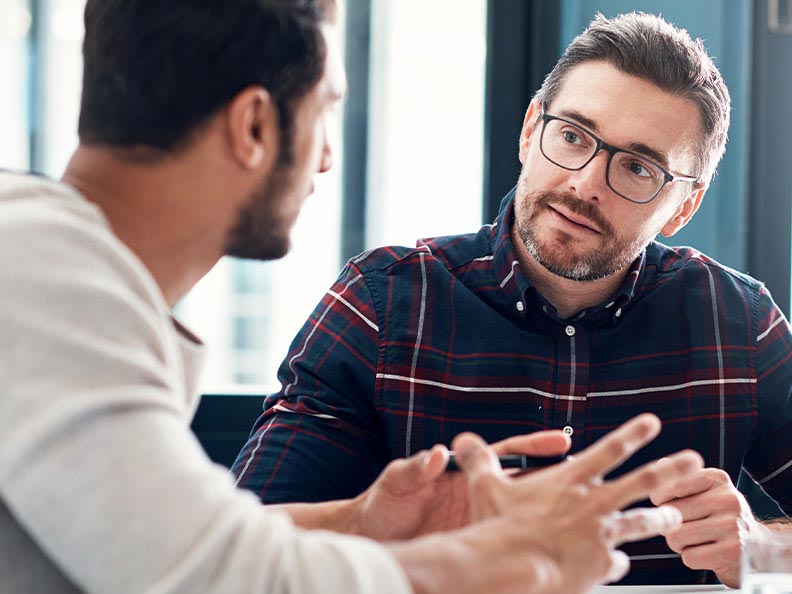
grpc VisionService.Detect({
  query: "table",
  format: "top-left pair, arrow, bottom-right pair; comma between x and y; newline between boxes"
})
594,587 -> 730,593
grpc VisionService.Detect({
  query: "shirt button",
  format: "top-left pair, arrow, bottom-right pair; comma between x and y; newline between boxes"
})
615,307 -> 623,318
516,301 -> 524,312
565,325 -> 576,337
563,425 -> 574,436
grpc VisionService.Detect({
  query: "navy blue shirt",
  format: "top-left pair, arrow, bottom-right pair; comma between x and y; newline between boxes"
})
233,190 -> 792,584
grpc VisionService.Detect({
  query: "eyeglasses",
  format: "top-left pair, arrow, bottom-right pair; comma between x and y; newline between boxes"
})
538,104 -> 699,204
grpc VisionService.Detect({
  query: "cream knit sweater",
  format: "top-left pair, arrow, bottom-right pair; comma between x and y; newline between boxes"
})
0,172 -> 410,594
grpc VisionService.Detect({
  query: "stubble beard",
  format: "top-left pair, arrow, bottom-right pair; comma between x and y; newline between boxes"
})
515,186 -> 645,282
225,134 -> 298,262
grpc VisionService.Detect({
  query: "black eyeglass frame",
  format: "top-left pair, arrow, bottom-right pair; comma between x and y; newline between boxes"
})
538,103 -> 700,204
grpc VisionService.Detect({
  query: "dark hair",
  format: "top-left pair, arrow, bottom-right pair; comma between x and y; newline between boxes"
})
78,0 -> 336,158
535,12 -> 730,186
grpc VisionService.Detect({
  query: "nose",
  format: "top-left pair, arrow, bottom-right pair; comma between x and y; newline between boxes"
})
566,148 -> 609,202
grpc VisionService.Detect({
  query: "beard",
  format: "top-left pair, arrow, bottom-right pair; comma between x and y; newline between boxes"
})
224,132 -> 299,261
514,185 -> 645,282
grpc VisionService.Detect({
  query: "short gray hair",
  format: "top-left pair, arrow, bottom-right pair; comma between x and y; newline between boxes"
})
534,12 -> 730,186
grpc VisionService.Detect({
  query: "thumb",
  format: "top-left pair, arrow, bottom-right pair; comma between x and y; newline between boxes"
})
452,432 -> 505,520
378,444 -> 449,496
452,432 -> 501,477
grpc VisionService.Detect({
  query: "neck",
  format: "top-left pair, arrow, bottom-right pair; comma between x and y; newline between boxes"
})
61,144 -> 231,306
509,224 -> 628,319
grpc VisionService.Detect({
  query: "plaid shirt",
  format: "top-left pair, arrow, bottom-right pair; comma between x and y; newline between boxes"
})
232,189 -> 792,584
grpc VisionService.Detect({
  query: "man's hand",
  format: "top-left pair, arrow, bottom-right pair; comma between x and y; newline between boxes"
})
389,414 -> 704,594
649,466 -> 769,587
350,430 -> 571,540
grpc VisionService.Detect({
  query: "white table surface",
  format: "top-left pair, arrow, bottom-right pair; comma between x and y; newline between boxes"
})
593,586 -> 730,593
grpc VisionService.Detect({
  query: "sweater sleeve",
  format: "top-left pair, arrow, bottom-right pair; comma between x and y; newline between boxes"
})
0,197 -> 411,594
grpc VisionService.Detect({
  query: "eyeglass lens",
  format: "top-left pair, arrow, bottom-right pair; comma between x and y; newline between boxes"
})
541,118 -> 664,203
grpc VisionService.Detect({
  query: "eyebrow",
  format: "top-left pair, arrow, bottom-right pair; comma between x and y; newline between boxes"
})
556,108 -> 671,170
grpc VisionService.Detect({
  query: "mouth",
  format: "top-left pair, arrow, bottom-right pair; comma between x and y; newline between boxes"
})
548,205 -> 601,235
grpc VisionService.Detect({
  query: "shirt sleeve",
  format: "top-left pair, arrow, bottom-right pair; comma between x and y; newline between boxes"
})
0,204 -> 411,594
743,285 -> 792,513
232,261 -> 385,503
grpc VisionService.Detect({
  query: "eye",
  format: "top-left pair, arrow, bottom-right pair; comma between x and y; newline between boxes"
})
561,128 -> 586,146
562,130 -> 581,144
624,158 -> 660,180
628,161 -> 651,177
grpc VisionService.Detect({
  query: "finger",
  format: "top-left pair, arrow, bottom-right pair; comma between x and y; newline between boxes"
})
452,433 -> 506,520
423,444 -> 451,477
492,430 -> 571,457
378,444 -> 450,496
650,466 -> 728,506
605,505 -> 682,547
567,413 -> 662,481
604,550 -> 631,584
598,449 -> 703,511
452,432 -> 503,480
678,539 -> 740,575
657,489 -> 716,523
451,433 -> 506,521
665,515 -> 735,551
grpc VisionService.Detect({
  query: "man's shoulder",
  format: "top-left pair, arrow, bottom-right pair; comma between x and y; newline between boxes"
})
648,241 -> 764,294
0,171 -> 104,234
348,226 -> 493,276
0,171 -> 156,297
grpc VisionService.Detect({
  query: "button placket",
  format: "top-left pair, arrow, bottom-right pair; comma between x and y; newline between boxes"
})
554,323 -> 589,448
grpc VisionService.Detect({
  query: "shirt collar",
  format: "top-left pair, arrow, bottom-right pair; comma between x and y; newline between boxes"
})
490,187 -> 531,308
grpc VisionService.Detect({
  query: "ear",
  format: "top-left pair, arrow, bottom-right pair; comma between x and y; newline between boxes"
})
659,184 -> 706,237
225,85 -> 279,171
518,99 -> 543,164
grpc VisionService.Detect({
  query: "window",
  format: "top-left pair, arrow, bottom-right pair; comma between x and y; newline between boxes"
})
0,1 -> 32,170
365,0 -> 487,248
6,0 -> 489,395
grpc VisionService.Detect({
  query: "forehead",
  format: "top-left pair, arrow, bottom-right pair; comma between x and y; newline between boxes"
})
549,61 -> 702,171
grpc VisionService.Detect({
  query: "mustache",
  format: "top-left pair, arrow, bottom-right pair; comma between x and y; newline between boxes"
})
530,190 -> 614,236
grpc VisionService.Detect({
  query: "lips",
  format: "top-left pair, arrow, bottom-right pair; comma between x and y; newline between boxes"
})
549,205 -> 601,234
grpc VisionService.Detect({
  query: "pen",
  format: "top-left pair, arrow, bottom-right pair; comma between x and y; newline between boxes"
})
445,453 -> 568,472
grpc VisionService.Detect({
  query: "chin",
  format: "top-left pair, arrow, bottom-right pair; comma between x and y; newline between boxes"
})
225,235 -> 291,262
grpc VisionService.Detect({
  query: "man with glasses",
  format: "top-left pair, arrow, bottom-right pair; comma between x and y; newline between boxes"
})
234,11 -> 792,587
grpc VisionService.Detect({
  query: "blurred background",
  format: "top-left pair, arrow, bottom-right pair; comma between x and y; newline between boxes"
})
2,1 -> 791,479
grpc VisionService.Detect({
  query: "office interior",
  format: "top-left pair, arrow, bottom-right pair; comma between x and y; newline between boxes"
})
1,0 -> 789,515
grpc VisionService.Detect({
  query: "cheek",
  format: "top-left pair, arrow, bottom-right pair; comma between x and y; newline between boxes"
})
518,157 -> 562,197
613,206 -> 671,242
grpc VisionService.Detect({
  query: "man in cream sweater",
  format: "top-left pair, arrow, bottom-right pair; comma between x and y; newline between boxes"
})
0,1 -> 702,593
